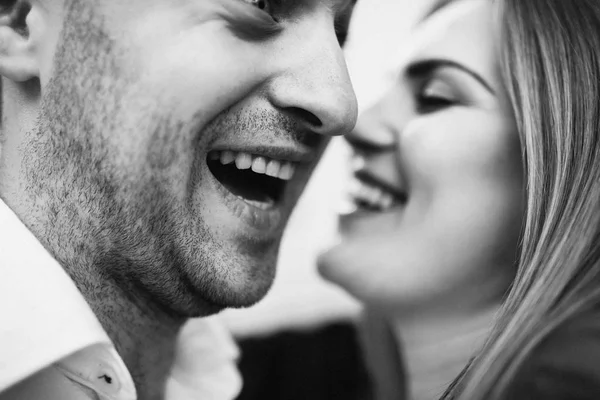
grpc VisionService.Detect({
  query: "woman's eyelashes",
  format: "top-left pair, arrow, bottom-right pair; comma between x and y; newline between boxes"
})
416,78 -> 459,113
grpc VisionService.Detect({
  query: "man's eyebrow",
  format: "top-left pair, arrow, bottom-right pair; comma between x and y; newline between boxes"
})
406,59 -> 496,95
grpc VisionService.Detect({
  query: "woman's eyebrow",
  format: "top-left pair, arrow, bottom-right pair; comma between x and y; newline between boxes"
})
405,59 -> 496,95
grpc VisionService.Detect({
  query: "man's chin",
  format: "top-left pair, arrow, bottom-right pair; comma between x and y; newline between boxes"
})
169,259 -> 277,317
204,274 -> 276,310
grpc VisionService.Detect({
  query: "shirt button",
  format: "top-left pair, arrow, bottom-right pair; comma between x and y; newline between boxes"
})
56,344 -> 126,399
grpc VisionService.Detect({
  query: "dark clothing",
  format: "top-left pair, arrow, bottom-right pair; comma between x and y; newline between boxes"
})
506,314 -> 600,399
235,313 -> 600,400
235,321 -> 373,400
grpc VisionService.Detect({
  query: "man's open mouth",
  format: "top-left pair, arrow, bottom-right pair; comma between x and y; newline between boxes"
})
207,150 -> 297,210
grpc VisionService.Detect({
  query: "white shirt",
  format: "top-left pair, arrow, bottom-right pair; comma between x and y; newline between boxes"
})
0,200 -> 242,400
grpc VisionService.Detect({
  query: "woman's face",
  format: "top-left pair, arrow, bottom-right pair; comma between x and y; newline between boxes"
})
319,1 -> 524,313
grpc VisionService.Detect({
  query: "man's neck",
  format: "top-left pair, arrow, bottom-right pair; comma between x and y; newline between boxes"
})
390,305 -> 497,400
1,189 -> 188,400
2,168 -> 188,399
67,265 -> 186,400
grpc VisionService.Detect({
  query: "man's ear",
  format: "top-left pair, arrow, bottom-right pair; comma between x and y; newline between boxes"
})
0,1 -> 39,82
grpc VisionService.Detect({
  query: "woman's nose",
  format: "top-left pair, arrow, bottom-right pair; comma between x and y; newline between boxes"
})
346,101 -> 397,153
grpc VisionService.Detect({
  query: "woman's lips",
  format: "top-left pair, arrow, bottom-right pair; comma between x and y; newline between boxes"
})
337,171 -> 408,237
347,174 -> 407,213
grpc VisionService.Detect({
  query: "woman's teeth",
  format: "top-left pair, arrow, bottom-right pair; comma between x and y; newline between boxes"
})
350,177 -> 398,211
209,151 -> 297,181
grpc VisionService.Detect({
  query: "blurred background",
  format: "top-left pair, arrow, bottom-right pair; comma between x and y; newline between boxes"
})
217,1 -> 438,398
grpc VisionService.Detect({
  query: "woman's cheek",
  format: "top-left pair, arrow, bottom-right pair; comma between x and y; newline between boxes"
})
399,115 -> 523,283
402,112 -> 521,199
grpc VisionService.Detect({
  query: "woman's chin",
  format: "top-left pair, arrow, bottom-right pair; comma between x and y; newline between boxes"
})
316,245 -> 339,283
317,237 -> 440,311
317,243 -> 352,287
317,241 -> 376,304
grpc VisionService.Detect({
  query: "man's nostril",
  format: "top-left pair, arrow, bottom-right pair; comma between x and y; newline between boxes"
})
286,107 -> 323,128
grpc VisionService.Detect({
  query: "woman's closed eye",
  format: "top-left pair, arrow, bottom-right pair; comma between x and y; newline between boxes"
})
417,79 -> 459,113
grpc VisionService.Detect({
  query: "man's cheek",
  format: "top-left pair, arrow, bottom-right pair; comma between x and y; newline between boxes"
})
128,11 -> 272,121
141,44 -> 267,122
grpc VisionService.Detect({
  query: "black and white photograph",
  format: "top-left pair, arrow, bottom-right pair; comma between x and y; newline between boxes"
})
1,0 -> 599,399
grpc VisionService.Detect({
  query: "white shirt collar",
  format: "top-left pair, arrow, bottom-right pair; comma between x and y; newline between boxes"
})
0,200 -> 241,400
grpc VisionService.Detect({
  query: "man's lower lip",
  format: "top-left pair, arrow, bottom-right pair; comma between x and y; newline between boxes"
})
210,172 -> 284,233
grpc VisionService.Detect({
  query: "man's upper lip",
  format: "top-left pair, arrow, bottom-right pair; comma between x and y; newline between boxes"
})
208,144 -> 315,164
354,169 -> 406,199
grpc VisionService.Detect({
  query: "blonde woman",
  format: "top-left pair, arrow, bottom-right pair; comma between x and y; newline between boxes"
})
319,0 -> 600,399
445,0 -> 600,399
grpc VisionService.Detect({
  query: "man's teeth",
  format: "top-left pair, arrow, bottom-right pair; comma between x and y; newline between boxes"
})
234,153 -> 252,170
350,178 -> 398,211
211,151 -> 297,181
251,157 -> 267,174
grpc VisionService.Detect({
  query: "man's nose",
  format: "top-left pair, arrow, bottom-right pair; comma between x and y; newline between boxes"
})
266,19 -> 358,137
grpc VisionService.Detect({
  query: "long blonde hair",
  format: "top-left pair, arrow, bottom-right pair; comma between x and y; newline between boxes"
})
449,0 -> 600,398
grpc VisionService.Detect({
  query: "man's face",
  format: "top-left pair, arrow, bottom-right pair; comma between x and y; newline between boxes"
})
26,0 -> 357,314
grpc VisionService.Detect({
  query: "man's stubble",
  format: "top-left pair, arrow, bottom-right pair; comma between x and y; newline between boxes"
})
20,1 -> 276,320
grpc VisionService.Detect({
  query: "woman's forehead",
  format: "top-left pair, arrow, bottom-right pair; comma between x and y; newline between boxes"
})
404,1 -> 497,81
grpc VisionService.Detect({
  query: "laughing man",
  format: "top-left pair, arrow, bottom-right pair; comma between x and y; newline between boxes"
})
0,0 -> 358,399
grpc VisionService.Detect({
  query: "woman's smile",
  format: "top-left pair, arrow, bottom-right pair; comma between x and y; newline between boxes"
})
320,0 -> 523,316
